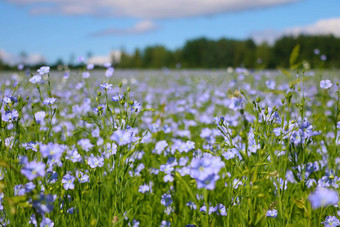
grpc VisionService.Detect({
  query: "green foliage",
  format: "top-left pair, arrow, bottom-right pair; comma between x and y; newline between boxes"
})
117,35 -> 340,69
289,44 -> 301,69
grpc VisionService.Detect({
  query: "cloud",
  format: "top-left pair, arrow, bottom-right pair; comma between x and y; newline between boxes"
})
251,17 -> 340,44
91,20 -> 159,36
285,17 -> 340,36
6,0 -> 299,19
87,51 -> 122,65
0,50 -> 46,65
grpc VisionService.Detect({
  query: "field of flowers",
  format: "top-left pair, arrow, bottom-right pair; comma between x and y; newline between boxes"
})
0,65 -> 339,226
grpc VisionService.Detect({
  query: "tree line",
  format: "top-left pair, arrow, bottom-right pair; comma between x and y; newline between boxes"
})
118,35 -> 340,69
1,35 -> 340,71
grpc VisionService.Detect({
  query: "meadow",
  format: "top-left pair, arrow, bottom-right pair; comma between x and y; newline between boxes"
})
0,65 -> 339,226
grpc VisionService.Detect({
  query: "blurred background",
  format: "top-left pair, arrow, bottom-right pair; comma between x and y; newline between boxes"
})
0,0 -> 339,69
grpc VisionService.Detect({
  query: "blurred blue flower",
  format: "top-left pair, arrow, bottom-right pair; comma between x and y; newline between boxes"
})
309,188 -> 339,209
43,97 -> 57,105
21,161 -> 46,180
32,193 -> 54,215
29,75 -> 41,84
160,220 -> 171,227
87,154 -> 104,169
320,80 -> 332,89
105,67 -> 114,77
34,111 -> 46,123
82,71 -> 90,78
37,66 -> 50,75
266,80 -> 276,89
100,83 -> 113,90
40,217 -> 54,227
322,216 -> 340,227
76,170 -> 90,183
2,110 -> 19,122
138,184 -> 150,193
111,130 -> 132,146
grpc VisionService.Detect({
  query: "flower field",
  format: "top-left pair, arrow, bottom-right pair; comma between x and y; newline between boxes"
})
0,66 -> 339,226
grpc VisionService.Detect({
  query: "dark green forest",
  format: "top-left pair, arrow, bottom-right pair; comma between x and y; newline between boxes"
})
1,35 -> 340,70
118,35 -> 340,69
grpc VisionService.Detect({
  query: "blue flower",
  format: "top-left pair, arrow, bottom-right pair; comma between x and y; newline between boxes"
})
190,156 -> 224,181
87,154 -> 104,168
104,62 -> 111,68
29,75 -> 42,84
309,188 -> 339,209
266,80 -> 276,89
266,209 -> 278,218
229,97 -> 243,110
2,110 -> 19,122
138,184 -> 150,193
322,216 -> 340,227
320,80 -> 332,89
32,193 -> 54,215
62,172 -> 75,190
161,194 -> 172,207
21,161 -> 46,180
131,101 -> 141,112
34,111 -> 46,123
160,220 -> 171,227
39,143 -> 65,160
77,139 -> 93,152
154,140 -> 168,154
112,94 -> 124,102
163,125 -> 171,133
186,201 -> 197,210
215,204 -> 227,216
76,170 -> 90,183
14,184 -> 25,196
65,149 -> 82,163
105,67 -> 114,77
82,71 -> 90,78
111,130 -> 132,146
40,217 -> 54,227
100,83 -> 113,90
196,174 -> 220,190
43,97 -> 57,105
87,64 -> 94,70
37,66 -> 50,75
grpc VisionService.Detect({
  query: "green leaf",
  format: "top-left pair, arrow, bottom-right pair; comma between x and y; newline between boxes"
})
289,44 -> 300,69
278,67 -> 291,77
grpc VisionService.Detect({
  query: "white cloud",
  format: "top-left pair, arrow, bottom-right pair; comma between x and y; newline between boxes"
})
91,20 -> 159,36
285,17 -> 340,36
6,0 -> 299,19
88,51 -> 122,65
87,56 -> 111,65
251,17 -> 340,44
0,50 -> 46,65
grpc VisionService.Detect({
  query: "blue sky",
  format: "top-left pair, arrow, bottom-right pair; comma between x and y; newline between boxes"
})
0,0 -> 340,64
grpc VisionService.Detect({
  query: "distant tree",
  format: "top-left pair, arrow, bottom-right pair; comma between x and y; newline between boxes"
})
117,35 -> 340,69
256,42 -> 272,68
69,53 -> 76,66
54,58 -> 64,67
0,56 -> 4,71
132,49 -> 142,68
20,51 -> 28,64
86,51 -> 93,61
